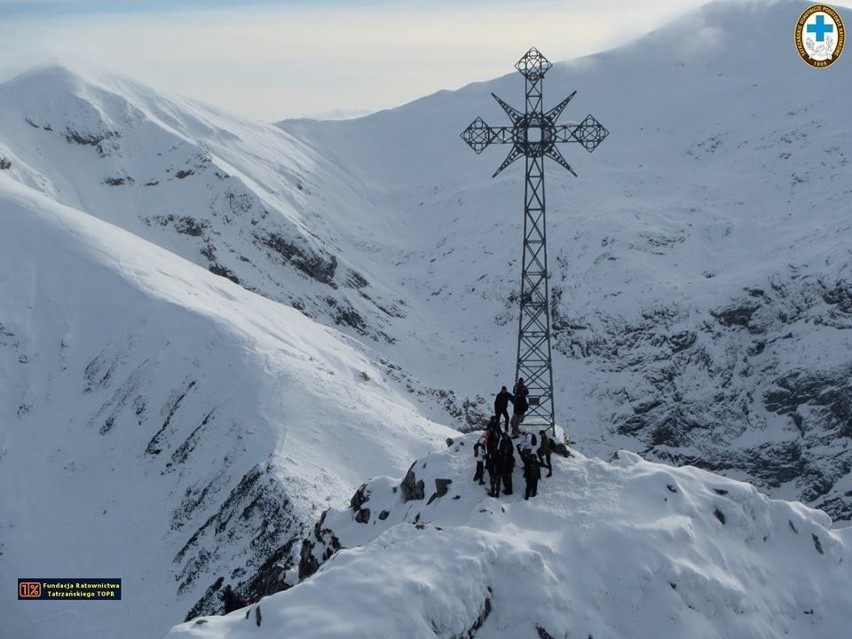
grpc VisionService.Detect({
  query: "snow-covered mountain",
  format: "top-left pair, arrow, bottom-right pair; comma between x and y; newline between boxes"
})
277,0 -> 852,521
166,437 -> 852,639
2,0 -> 852,637
0,181 -> 454,638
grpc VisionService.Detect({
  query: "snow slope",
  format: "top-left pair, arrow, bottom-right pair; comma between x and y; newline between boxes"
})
2,4 -> 850,525
0,175 -> 453,639
166,436 -> 852,639
277,0 -> 852,518
3,0 -> 852,636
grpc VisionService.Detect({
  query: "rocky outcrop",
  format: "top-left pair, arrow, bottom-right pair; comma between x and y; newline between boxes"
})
553,274 -> 852,521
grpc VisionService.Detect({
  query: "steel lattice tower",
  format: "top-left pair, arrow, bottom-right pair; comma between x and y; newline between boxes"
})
460,47 -> 608,433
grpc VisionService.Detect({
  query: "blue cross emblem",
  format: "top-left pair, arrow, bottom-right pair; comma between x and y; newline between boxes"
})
807,14 -> 834,42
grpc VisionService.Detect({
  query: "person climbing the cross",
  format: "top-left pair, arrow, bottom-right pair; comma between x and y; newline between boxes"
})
510,378 -> 529,436
493,386 -> 514,430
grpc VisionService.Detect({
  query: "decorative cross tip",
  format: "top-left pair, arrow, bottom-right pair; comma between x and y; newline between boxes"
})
515,47 -> 552,81
460,117 -> 493,154
460,47 -> 608,176
569,115 -> 609,153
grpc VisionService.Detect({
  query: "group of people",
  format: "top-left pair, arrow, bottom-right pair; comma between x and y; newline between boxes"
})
473,379 -> 555,501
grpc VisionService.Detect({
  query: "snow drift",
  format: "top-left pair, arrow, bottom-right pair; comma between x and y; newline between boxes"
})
166,436 -> 852,639
0,176 -> 453,639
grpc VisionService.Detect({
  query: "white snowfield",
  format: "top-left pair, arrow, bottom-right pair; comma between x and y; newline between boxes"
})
165,437 -> 852,639
2,0 -> 852,637
0,178 -> 454,639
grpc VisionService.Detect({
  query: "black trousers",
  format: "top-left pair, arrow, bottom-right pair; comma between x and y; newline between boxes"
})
496,408 -> 510,428
525,478 -> 538,499
502,471 -> 513,494
537,451 -> 552,475
489,471 -> 501,496
474,461 -> 484,482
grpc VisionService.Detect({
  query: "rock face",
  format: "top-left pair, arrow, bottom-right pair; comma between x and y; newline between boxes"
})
554,275 -> 852,521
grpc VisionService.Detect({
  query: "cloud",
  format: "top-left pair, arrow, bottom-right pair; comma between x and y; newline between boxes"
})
0,0 -> 717,120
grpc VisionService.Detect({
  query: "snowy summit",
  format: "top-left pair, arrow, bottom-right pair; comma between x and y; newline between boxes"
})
166,437 -> 852,639
2,1 -> 852,638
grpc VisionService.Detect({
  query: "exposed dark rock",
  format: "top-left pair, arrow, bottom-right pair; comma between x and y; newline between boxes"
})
257,232 -> 337,285
401,464 -> 425,502
208,264 -> 240,285
354,508 -> 371,524
65,128 -> 118,146
245,536 -> 296,601
324,297 -> 368,333
175,169 -> 195,179
461,591 -> 491,638
103,176 -> 133,186
536,625 -> 556,639
345,270 -> 369,289
0,157 -> 11,170
182,576 -> 224,622
174,216 -> 207,236
435,478 -> 452,497
298,540 -> 319,581
350,483 -> 369,511
175,460 -> 302,617
713,507 -> 726,525
378,510 -> 389,520
812,534 -> 824,555
145,379 -> 197,455
710,300 -> 762,331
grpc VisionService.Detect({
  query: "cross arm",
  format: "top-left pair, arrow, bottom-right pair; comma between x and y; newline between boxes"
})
554,115 -> 609,152
460,117 -> 515,154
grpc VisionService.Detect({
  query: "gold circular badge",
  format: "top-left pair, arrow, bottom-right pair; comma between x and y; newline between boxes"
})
795,4 -> 845,68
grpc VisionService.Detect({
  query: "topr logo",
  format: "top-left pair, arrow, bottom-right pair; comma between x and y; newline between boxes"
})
795,5 -> 845,67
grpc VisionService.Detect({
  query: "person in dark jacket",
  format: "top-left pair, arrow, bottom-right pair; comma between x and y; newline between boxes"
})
510,378 -> 529,436
487,445 -> 501,497
486,426 -> 501,497
499,431 -> 515,495
473,432 -> 487,485
493,386 -> 514,430
523,453 -> 541,500
220,584 -> 245,614
537,429 -> 553,477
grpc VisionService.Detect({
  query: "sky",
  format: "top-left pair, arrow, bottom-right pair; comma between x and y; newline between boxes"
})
0,0 -> 837,121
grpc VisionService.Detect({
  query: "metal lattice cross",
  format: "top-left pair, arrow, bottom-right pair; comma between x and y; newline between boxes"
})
460,47 -> 608,433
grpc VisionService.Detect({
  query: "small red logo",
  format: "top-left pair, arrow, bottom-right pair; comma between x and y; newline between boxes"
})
19,581 -> 42,598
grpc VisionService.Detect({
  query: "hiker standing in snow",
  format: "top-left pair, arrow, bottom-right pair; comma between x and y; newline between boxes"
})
499,430 -> 515,495
510,378 -> 529,436
486,428 -> 501,497
473,431 -> 487,485
522,453 -> 541,500
220,584 -> 243,614
537,430 -> 553,477
493,386 -> 514,431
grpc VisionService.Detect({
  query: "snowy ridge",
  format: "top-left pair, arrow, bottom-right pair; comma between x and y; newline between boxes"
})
0,64 -> 407,345
0,175 -> 453,639
2,1 -> 852,636
278,0 -> 852,519
166,436 -> 852,639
